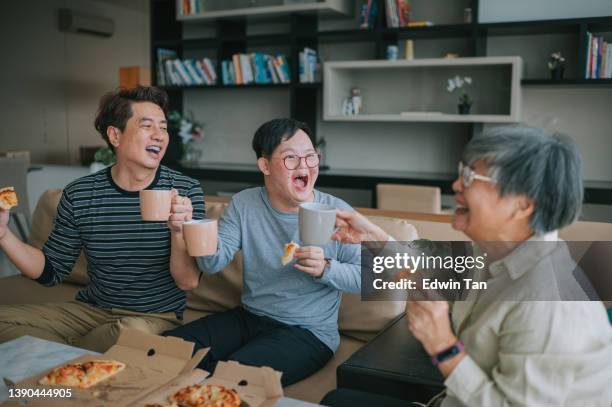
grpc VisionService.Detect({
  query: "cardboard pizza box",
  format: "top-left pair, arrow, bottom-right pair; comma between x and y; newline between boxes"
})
134,360 -> 283,407
2,329 -> 209,407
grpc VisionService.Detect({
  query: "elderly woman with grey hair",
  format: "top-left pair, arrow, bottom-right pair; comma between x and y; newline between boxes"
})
322,126 -> 612,407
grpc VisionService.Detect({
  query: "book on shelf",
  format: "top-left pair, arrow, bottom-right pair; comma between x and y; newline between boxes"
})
155,54 -> 218,87
179,0 -> 202,16
385,0 -> 412,28
156,48 -> 177,86
220,53 -> 291,86
359,0 -> 377,29
299,47 -> 320,83
585,32 -> 611,79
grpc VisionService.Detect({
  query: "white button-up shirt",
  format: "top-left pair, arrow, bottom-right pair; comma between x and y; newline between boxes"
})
440,232 -> 612,406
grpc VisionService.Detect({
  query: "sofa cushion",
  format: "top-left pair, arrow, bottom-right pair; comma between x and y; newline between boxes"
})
28,189 -> 89,285
0,275 -> 81,305
338,215 -> 418,340
284,335 -> 365,403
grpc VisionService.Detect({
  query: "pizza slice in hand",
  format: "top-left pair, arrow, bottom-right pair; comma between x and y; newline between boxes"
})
280,241 -> 300,266
0,187 -> 18,210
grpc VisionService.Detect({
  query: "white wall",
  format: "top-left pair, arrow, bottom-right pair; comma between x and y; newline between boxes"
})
0,0 -> 150,164
479,0 -> 612,23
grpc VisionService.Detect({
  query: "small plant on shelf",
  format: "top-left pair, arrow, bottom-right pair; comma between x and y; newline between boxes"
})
89,147 -> 115,173
547,51 -> 565,80
168,111 -> 205,165
446,75 -> 473,115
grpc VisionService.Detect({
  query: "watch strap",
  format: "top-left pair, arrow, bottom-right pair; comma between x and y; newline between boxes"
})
431,340 -> 464,366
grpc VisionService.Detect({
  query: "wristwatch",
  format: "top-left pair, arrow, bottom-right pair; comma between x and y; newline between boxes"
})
431,340 -> 464,366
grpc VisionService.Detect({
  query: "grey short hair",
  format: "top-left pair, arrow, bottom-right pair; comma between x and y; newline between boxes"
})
462,126 -> 583,235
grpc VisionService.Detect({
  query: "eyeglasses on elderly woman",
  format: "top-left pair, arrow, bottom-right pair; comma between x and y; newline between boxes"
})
458,161 -> 496,188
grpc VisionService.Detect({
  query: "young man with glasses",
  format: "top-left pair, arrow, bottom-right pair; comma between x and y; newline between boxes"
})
163,118 -> 361,386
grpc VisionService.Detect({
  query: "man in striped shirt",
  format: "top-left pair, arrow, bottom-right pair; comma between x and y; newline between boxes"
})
0,86 -> 204,352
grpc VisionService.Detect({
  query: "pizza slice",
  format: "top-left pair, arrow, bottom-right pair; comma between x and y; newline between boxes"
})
0,187 -> 18,210
280,241 -> 300,266
39,359 -> 126,389
169,383 -> 241,407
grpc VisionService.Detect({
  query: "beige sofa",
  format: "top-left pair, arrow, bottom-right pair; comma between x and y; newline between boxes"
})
0,189 -> 610,403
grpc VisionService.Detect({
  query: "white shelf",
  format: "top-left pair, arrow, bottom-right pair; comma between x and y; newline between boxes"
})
324,114 -> 518,123
323,57 -> 523,123
177,0 -> 352,21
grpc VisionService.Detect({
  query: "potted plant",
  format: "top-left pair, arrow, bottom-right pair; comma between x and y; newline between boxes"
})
167,110 -> 205,166
90,147 -> 115,173
548,51 -> 565,81
447,75 -> 473,115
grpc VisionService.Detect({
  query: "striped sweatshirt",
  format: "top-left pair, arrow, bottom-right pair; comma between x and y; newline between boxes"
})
38,165 -> 205,316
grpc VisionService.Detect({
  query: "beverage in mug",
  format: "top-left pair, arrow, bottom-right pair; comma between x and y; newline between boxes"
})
299,203 -> 336,246
183,219 -> 218,256
140,190 -> 172,221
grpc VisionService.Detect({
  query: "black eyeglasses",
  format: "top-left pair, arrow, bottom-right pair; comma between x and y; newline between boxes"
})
272,153 -> 321,170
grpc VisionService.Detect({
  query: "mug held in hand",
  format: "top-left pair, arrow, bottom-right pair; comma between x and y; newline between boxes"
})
299,203 -> 337,246
183,219 -> 218,257
139,189 -> 172,221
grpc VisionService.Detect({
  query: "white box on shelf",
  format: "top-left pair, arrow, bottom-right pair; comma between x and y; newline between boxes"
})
177,0 -> 352,21
323,56 -> 523,123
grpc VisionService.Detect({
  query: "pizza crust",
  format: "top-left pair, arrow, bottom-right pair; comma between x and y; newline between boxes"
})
280,241 -> 300,266
0,186 -> 18,210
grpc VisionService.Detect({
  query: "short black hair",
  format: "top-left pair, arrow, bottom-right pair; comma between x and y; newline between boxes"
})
252,118 -> 313,158
94,86 -> 169,151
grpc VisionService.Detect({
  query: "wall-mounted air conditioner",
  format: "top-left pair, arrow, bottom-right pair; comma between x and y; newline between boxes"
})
58,8 -> 114,38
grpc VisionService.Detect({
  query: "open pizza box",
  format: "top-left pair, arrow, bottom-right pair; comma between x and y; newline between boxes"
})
2,328 -> 209,407
134,360 -> 284,407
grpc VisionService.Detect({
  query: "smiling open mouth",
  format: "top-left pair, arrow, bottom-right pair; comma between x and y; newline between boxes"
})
292,174 -> 309,189
455,203 -> 469,215
145,146 -> 162,156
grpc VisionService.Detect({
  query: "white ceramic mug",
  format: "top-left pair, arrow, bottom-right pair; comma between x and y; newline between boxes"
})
299,203 -> 336,246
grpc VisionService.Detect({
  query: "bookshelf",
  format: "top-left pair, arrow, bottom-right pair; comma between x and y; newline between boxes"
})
149,0 -> 612,204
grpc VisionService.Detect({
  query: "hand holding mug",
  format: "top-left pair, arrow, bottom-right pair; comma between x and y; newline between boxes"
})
168,189 -> 192,233
293,246 -> 326,277
405,300 -> 457,356
332,209 -> 388,244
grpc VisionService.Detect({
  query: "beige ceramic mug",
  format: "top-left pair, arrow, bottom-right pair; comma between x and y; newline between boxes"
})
183,219 -> 218,256
140,190 -> 172,221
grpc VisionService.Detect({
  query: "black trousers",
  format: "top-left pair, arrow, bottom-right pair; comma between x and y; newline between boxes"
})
163,307 -> 333,386
321,389 -> 416,407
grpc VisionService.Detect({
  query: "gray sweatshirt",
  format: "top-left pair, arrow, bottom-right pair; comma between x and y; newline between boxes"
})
196,187 -> 361,351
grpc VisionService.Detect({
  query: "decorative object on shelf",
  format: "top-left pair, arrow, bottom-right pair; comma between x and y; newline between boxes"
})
341,87 -> 363,116
444,53 -> 460,59
447,75 -> 473,115
548,51 -> 565,80
386,45 -> 399,61
167,111 -> 205,166
316,136 -> 329,170
90,147 -> 115,173
404,40 -> 414,60
463,7 -> 472,23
